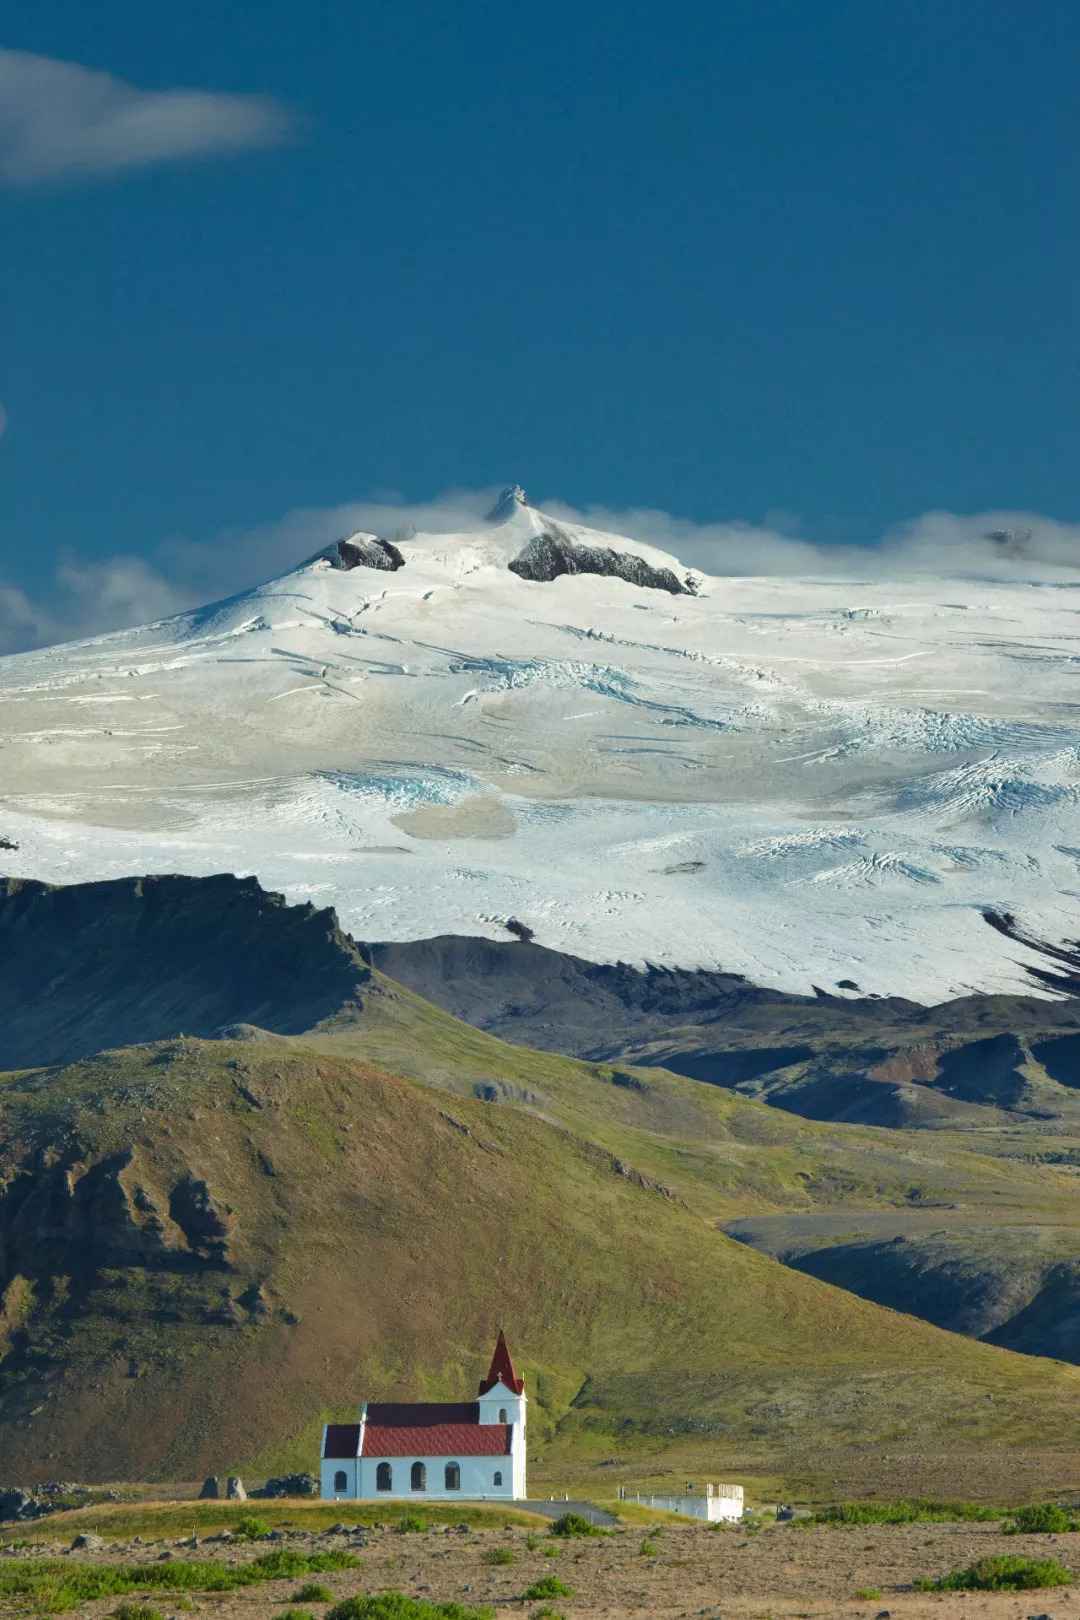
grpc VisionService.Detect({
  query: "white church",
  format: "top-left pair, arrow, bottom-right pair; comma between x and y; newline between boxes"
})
320,1332 -> 527,1501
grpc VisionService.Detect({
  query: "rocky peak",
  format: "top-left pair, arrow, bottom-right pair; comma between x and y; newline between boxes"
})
486,484 -> 529,523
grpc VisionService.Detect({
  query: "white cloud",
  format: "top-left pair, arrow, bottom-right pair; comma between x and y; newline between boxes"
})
0,49 -> 292,184
1,488 -> 1077,656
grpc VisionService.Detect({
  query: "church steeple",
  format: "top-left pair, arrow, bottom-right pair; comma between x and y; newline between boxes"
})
479,1329 -> 525,1395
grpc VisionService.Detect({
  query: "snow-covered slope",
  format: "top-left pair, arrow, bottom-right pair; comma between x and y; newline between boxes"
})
2,487 -> 1078,1000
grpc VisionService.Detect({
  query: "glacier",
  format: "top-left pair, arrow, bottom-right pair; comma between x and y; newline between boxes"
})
1,485 -> 1078,1000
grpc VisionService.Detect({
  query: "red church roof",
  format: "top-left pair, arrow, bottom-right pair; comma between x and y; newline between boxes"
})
478,1330 -> 524,1396
361,1422 -> 511,1458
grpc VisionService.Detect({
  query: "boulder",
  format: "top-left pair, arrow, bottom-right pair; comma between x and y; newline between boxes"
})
257,1472 -> 318,1498
0,1488 -> 43,1523
70,1533 -> 104,1550
226,1476 -> 246,1501
198,1476 -> 221,1500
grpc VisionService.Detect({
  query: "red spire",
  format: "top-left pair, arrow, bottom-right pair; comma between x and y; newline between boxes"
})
478,1329 -> 524,1395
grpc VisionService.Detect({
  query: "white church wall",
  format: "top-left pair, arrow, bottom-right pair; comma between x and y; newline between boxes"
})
477,1381 -> 523,1427
321,1457 -> 360,1499
354,1454 -> 514,1499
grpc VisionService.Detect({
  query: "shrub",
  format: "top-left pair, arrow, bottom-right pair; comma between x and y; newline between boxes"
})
917,1554 -> 1074,1592
523,1576 -> 573,1600
529,1609 -> 565,1620
482,1546 -> 514,1566
548,1513 -> 598,1538
294,1582 -> 336,1601
234,1515 -> 272,1540
541,1544 -> 561,1557
1004,1503 -> 1079,1535
327,1598 -> 494,1620
0,1551 -> 361,1614
110,1606 -> 165,1620
639,1538 -> 658,1557
278,1611 -> 314,1620
395,1515 -> 427,1534
854,1588 -> 882,1601
812,1498 -> 999,1526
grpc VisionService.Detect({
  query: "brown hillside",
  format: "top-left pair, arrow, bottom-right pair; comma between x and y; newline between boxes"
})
3,1034 -> 1080,1494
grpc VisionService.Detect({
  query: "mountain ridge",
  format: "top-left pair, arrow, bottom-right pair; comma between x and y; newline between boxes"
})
1,488 -> 1078,1000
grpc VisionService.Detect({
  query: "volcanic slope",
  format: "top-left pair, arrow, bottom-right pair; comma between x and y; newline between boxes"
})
2,486 -> 1080,1000
6,1030 -> 1080,1498
5,884 -> 1080,1496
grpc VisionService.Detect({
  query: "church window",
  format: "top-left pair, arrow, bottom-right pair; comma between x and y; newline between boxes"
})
411,1461 -> 427,1491
493,1470 -> 503,1487
333,1470 -> 347,1492
445,1462 -> 460,1490
499,1408 -> 508,1423
376,1462 -> 392,1492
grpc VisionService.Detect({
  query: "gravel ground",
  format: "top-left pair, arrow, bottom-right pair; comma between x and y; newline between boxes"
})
4,1519 -> 1080,1618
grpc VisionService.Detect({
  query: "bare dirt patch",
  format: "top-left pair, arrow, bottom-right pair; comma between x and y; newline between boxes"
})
5,1517 -> 1080,1619
392,795 -> 517,839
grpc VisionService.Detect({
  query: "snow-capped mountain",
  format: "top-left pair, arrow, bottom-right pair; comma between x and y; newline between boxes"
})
1,486 -> 1078,1000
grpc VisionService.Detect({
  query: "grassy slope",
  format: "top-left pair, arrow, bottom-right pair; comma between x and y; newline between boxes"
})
315,975 -> 1080,1225
4,996 -> 1080,1499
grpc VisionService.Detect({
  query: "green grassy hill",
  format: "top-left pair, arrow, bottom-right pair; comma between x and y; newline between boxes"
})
4,1005 -> 1080,1500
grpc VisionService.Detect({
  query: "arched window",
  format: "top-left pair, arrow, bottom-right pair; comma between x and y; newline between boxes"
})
445,1462 -> 461,1491
334,1469 -> 347,1493
498,1408 -> 508,1423
376,1462 -> 392,1492
493,1470 -> 503,1488
411,1460 -> 427,1491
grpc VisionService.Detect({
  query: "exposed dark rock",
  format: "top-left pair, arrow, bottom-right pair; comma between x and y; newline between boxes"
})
199,1475 -> 221,1499
169,1175 -> 233,1265
471,1081 -> 542,1106
256,1472 -> 319,1498
0,837 -> 17,852
0,1488 -> 44,1523
983,908 -> 1080,996
610,1070 -> 650,1092
326,534 -> 405,572
504,917 -> 535,943
226,1476 -> 246,1500
726,1213 -> 1080,1364
0,873 -> 372,1069
509,529 -> 697,596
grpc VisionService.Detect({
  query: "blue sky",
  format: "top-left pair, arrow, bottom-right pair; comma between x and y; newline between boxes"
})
2,0 -> 1078,647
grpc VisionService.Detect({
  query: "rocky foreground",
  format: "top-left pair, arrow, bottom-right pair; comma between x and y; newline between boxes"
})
3,1513 -> 1080,1618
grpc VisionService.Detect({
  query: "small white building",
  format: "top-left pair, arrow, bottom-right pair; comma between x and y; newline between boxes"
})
321,1332 -> 527,1501
619,1483 -> 744,1522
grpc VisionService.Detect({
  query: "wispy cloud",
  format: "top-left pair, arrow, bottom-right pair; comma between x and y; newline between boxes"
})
1,489 -> 1077,656
0,49 -> 292,185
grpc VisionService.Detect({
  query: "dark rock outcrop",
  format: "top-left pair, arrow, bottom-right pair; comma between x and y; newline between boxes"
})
509,530 -> 697,596
256,1472 -> 319,1498
0,873 -> 372,1069
327,534 -> 405,572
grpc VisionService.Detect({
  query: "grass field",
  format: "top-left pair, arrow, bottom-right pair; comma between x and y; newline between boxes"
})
4,973 -> 1080,1497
